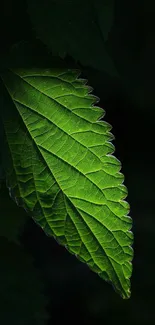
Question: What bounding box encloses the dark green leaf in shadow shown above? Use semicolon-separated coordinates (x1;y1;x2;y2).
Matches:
0;237;49;324
27;0;118;77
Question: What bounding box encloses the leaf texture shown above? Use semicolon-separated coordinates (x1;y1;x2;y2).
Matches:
1;68;133;298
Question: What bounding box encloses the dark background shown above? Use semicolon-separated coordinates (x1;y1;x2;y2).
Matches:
0;0;155;324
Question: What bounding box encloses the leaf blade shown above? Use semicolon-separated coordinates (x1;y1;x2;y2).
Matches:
1;68;133;298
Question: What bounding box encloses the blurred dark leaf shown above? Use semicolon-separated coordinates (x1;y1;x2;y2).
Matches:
95;0;114;42
0;183;29;243
27;0;119;77
0;237;49;324
107;0;155;109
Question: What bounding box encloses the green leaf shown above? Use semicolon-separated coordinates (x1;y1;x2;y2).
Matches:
27;0;118;77
1;68;133;298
